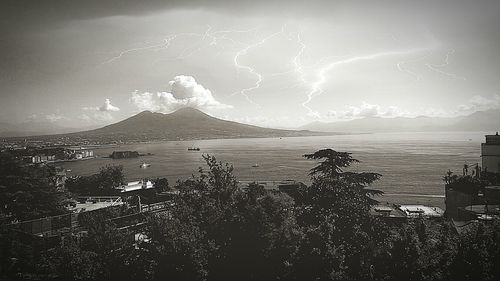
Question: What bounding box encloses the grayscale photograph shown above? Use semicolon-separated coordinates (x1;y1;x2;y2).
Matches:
1;0;499;280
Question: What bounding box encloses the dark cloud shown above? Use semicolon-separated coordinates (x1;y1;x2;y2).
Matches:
2;0;499;34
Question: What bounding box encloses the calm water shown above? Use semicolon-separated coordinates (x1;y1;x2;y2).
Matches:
61;132;486;208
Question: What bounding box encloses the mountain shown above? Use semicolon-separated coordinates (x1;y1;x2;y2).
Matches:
452;109;500;131
64;107;328;141
300;109;500;133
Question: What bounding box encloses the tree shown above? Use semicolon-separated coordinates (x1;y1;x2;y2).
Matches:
96;165;125;192
448;221;500;281
0;152;68;221
371;219;459;281
141;155;301;281
303;149;382;197
152;177;169;192
292;149;385;280
41;237;101;281
66;165;124;195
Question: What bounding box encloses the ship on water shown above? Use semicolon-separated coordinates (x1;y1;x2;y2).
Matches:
139;162;151;168
187;146;200;151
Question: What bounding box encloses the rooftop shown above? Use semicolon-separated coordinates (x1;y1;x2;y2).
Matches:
68;196;123;213
370;204;407;218
462;204;500;215
484;133;500;144
398;205;444;218
116;180;154;193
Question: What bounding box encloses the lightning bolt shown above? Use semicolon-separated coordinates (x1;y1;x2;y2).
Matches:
231;25;287;107
102;24;320;108
101;39;174;65
397;60;422;81
101;24;438;117
103;26;258;65
102;32;202;66
293;32;307;85
396;51;433;82
425;49;466;81
302;49;424;117
176;26;217;60
276;31;312;92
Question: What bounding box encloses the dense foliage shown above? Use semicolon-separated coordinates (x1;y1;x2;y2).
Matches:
141;155;301;281
152;177;169;192
0;150;499;281
0;153;68;221
291;149;384;280
66;165;125;195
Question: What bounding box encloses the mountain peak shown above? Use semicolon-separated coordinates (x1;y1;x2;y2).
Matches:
172;107;202;113
73;106;329;140
137;110;154;115
170;107;210;118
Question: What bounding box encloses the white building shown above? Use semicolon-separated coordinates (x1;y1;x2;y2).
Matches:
398;205;444;218
482;132;500;173
116;180;154;193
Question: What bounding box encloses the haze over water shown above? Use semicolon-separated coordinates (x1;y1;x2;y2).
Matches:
62;132;485;208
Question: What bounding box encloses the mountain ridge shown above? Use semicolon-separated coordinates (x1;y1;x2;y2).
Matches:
63;107;329;141
0;121;90;137
300;109;500;133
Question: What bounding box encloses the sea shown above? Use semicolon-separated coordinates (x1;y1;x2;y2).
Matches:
60;131;487;208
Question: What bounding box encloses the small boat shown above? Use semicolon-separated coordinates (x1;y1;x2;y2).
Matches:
139;162;151;168
187;147;200;151
252;164;260;168
66;169;72;172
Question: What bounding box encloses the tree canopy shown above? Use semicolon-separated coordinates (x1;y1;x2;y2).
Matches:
1;150;499;281
0;152;68;221
66;165;124;195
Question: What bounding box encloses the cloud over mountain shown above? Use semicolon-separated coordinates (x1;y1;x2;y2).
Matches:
130;75;232;113
99;99;120;112
327;102;408;120
457;94;500;114
83;99;120;112
80;98;120;124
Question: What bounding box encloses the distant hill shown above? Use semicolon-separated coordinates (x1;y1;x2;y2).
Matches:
300;109;500;133
64;107;328;141
0;121;79;137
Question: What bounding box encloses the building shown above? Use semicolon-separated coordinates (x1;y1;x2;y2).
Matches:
68;196;124;213
81;150;94;158
456;204;500;221
481;132;500;173
30;154;56;163
445;133;500;221
371;204;443;221
70;149;94;160
116;180;154;193
110;151;139;159
398;205;444;218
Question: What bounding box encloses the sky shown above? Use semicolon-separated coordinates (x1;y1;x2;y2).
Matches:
1;0;500;129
